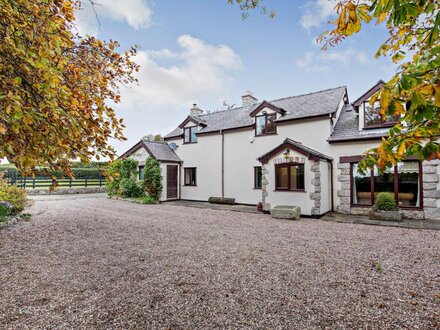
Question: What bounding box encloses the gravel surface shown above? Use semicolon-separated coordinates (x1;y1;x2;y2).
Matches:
1;195;439;329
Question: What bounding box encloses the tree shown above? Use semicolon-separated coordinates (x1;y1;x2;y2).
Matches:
0;0;139;178
228;0;440;171
143;134;164;142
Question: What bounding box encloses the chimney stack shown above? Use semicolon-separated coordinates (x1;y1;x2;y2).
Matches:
242;91;258;107
190;103;203;117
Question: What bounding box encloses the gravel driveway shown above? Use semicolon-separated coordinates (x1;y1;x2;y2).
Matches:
0;194;439;329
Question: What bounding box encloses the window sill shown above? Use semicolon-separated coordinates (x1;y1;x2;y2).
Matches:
363;124;396;130
183;142;198;144
351;204;424;211
255;132;277;137
253;187;262;190
184;185;197;187
274;189;306;193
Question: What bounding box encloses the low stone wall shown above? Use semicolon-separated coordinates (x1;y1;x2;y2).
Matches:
27;187;107;195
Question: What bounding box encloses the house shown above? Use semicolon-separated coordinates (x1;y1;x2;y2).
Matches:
121;81;440;220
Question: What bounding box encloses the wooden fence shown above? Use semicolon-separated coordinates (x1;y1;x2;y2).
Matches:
4;172;105;189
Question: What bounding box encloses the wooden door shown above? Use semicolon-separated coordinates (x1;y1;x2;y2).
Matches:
167;165;178;199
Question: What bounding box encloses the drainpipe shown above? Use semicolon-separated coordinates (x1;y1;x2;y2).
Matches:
221;130;225;198
330;160;334;212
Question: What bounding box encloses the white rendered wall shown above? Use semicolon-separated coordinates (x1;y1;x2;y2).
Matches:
167;131;222;201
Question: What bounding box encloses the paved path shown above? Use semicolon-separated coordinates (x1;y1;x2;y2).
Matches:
1;195;439;329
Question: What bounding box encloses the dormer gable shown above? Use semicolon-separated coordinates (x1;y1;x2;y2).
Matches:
249;101;287;118
352;80;399;130
178;115;207;129
353;80;385;111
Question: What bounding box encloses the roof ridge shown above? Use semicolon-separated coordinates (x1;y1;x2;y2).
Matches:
142;139;166;144
269;85;346;103
197;105;246;117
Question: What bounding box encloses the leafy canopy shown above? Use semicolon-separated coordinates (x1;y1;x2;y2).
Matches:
0;0;139;177
228;0;440;170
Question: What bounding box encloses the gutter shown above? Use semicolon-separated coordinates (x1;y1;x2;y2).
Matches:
221;130;225;198
330;160;334;212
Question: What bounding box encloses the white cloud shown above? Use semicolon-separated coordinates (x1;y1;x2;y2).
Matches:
108;35;241;154
300;0;337;29
295;48;369;72
121;34;242;107
75;0;153;35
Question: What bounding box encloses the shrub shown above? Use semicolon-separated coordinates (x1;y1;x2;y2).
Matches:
144;157;162;201
105;160;123;196
120;158;138;179
0;203;11;217
374;192;397;211
0;173;28;214
137;195;157;204
119;178;144;198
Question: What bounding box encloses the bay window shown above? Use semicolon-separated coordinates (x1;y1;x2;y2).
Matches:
351;161;421;208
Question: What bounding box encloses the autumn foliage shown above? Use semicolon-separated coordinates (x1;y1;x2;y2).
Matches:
0;0;139;177
319;0;440;170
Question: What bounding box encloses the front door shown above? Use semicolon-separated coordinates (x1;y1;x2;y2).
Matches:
167;165;178;199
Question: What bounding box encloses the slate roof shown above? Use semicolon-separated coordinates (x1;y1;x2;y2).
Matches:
165;86;347;139
120;140;182;163
328;104;388;142
143;140;182;162
258;138;333;163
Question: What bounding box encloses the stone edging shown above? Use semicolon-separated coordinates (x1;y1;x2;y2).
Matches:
27;187;107;195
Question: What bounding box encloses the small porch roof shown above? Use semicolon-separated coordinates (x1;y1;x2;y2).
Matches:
258;138;333;164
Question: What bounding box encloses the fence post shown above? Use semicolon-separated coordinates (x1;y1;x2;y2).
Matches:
85;177;88;188
32;177;35;189
99;176;103;187
69;176;72;188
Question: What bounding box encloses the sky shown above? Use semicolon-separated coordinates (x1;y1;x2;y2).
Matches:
75;0;396;155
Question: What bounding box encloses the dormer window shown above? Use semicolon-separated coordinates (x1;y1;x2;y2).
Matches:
364;100;399;129
184;126;198;144
255;113;276;136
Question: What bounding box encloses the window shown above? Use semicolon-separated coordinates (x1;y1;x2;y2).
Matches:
351;161;421;208
184;126;198;143
255;114;277;136
138;165;145;180
364;101;399;128
254;166;262;189
275;163;305;191
184;168;197;186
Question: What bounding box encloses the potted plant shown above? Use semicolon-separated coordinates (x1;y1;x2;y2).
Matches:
368;192;401;221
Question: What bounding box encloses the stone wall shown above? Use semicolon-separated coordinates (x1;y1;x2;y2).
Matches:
27;187;107;195
336;160;440;220
423;159;440;220
310;160;321;216
261;163;270;211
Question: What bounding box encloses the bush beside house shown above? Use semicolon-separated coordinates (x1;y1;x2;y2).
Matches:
106;158;162;204
144;158;162;201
